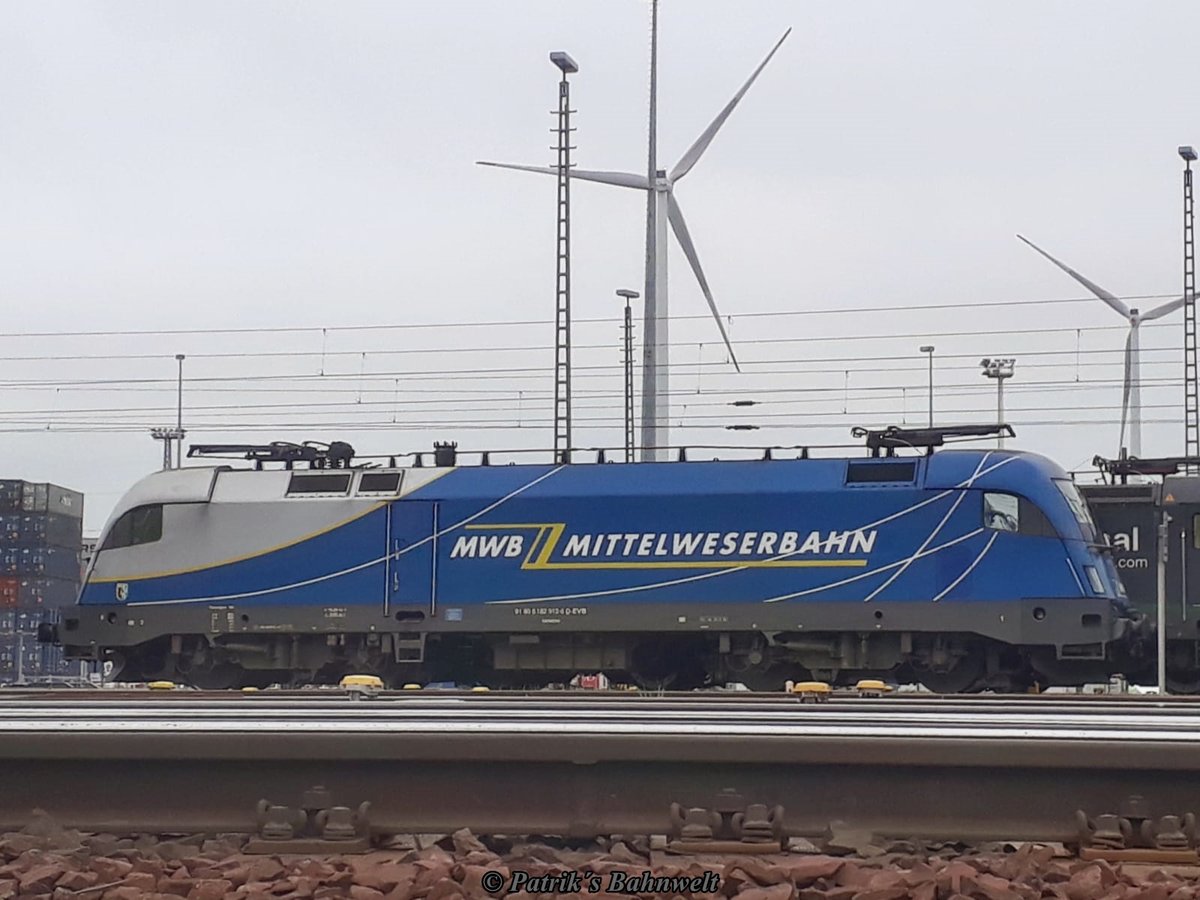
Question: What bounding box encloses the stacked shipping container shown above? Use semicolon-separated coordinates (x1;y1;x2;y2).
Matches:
0;480;84;682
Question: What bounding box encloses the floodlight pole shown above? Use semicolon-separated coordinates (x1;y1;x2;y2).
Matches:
641;0;662;462
551;51;578;465
1181;145;1198;465
919;346;935;427
175;353;186;468
980;358;1016;448
151;427;184;471
616;289;640;462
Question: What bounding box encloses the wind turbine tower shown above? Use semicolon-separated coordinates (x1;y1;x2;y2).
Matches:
480;5;790;460
1017;235;1185;458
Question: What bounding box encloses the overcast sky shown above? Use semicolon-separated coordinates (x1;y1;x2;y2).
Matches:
2;1;1199;531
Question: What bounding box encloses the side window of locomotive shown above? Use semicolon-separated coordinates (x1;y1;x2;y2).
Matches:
983;493;1019;532
358;472;401;494
100;504;163;551
1017;499;1057;537
286;473;352;495
982;493;1057;537
1193;514;1200;550
845;461;917;484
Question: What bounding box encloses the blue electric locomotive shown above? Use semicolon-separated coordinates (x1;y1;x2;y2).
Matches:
50;426;1132;690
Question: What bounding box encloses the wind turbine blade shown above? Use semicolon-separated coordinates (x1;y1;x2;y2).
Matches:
668;28;792;183
1118;328;1132;455
667;194;740;372
1139;296;1187;321
1016;234;1131;318
477;162;648;189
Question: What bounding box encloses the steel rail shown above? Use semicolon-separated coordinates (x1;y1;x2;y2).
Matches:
5;694;1200;730
8;706;1200;733
1;694;1199;843
1;689;1195;711
4;688;1194;704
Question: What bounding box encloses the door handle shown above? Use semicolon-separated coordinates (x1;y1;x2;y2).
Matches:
1183;529;1189;621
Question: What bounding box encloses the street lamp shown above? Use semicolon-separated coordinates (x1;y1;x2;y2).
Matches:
550;51;578;75
616;289;640;462
919;346;935;427
980;358;1016;448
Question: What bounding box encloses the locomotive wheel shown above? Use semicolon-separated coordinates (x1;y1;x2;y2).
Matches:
911;655;985;694
182;662;242;691
1167;671;1200;694
241;670;287;689
735;664;812;693
630;636;708;690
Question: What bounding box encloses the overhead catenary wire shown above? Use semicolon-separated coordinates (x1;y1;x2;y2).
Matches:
0;320;1180;364
0;291;1183;340
0;344;1185;393
0;294;1189;480
0;375;1186;421
0;417;1188;435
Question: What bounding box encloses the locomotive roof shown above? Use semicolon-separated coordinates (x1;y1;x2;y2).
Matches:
97;447;1070;540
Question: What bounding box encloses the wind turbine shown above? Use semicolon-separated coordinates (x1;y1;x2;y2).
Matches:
1017;234;1185;457
479;8;791;460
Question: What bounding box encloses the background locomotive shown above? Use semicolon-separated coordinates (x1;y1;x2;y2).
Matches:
45;426;1133;691
1082;454;1200;692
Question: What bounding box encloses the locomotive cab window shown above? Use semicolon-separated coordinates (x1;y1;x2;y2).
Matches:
100;504;163;551
983;493;1058;537
983;493;1019;532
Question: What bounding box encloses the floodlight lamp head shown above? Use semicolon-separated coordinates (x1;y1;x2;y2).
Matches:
550;52;578;74
1180;145;1198;163
981;358;1015;379
616;289;640;300
920;345;935;354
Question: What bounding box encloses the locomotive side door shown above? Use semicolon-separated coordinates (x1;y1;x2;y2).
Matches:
385;500;439;617
1165;496;1200;638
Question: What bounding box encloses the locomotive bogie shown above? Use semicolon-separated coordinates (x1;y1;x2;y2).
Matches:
60;592;1123;690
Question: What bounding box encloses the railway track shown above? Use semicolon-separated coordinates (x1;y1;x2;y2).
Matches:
1;689;1198;850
